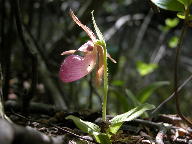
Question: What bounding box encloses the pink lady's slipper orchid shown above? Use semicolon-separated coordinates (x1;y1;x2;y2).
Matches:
59;10;116;85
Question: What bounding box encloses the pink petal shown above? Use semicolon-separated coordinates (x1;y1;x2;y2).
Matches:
61;50;76;55
78;41;94;52
59;52;97;82
60;41;94;56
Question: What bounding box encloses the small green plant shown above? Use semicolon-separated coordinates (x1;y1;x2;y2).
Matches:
151;0;192;127
136;61;158;76
59;10;155;143
66;103;154;144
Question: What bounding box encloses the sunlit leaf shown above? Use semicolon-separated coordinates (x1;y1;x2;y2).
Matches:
177;12;192;20
66;115;100;135
165;18;179;28
177;12;185;19
94;133;111;144
137;81;169;103
168;36;179;48
108;104;155;134
136;61;158;76
108;122;123;134
150;0;184;11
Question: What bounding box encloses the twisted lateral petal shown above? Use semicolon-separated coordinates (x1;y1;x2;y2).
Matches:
95;45;104;86
59;52;97;82
70;9;96;42
60;41;94;56
61;50;76;55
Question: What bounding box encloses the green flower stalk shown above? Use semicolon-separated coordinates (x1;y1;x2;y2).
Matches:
91;11;110;121
102;44;108;121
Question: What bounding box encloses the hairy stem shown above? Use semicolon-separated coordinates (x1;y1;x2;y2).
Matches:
174;10;192;127
102;44;108;121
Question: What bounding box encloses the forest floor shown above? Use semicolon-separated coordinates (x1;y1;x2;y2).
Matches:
1;101;192;144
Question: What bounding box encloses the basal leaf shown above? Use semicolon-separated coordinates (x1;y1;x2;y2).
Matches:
66;115;100;135
110;104;155;124
151;0;184;11
94;133;111;144
108;104;155;134
66;116;112;144
137;81;169;103
108;122;123;134
109;107;136;125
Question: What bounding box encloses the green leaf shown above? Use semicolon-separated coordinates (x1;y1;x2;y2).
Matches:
109;104;155;124
177;11;185;19
151;0;184;11
137;81;169;103
168;36;179;48
91;11;105;45
177;12;192;20
108;104;155;134
94;133;111;144
165;18;179;28
66;116;112;144
136;61;158;76
108;122;123;134
66;115;100;135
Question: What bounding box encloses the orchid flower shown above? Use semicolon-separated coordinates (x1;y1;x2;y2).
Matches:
59;10;116;85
